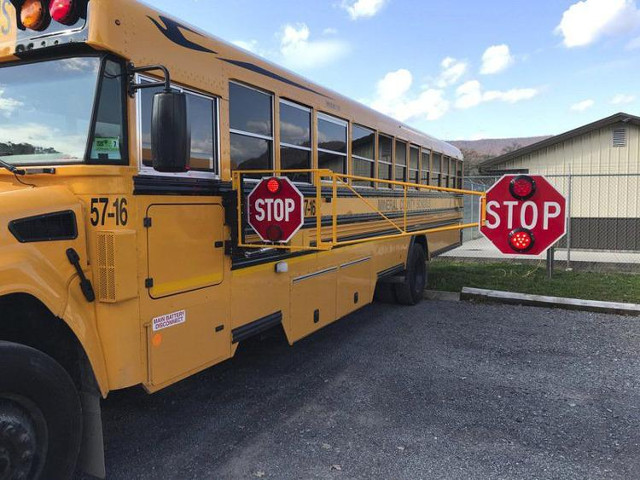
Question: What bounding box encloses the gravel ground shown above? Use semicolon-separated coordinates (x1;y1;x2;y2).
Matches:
78;300;640;480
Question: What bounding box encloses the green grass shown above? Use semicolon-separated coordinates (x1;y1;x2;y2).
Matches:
428;260;640;304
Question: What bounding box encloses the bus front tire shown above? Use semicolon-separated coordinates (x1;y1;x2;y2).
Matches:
0;341;83;480
395;244;427;306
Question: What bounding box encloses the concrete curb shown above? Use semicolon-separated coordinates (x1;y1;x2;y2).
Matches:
424;290;460;301
460;287;640;316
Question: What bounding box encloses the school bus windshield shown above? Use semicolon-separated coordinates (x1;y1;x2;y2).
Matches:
0;55;125;167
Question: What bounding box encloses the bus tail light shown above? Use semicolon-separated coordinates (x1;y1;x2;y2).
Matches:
50;0;78;25
509;175;536;201
20;0;49;31
509;228;535;253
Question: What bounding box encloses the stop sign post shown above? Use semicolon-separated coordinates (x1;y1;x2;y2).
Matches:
480;175;566;256
247;176;305;243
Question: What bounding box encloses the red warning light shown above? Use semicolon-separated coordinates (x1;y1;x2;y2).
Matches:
266;178;281;194
509;228;535;253
509;175;536;201
266;224;283;242
50;0;77;25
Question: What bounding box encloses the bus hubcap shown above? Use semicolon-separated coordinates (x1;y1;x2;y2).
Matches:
0;399;43;480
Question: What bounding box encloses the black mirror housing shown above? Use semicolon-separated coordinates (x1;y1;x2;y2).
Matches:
151;91;190;173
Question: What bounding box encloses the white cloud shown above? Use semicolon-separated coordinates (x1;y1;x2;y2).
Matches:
341;0;387;20
436;57;468;87
323;27;338;35
556;0;640;48
455;80;539;109
480;44;514;75
0;89;22;116
279;23;349;70
611;93;636;104
570;99;595;111
369;69;449;122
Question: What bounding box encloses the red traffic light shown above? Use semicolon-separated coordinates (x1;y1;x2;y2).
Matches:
266;177;282;194
509;175;536;201
509;228;535;253
50;0;78;25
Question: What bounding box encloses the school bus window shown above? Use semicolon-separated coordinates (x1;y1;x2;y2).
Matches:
377;134;392;188
230;82;273;174
420;149;430;185
409;145;420;183
432;152;442;186
89;59;126;163
317;112;347;175
280;100;311;183
139;79;217;173
352;124;375;186
0;56;101;166
395;140;407;183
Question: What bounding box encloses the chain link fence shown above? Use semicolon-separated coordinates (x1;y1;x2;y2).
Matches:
451;168;640;269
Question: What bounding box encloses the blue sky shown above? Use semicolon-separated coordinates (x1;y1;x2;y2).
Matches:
149;0;640;141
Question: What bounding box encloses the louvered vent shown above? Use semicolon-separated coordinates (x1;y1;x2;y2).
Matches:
613;127;627;148
97;232;117;303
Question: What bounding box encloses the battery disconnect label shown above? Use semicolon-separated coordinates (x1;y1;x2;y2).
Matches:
152;310;186;331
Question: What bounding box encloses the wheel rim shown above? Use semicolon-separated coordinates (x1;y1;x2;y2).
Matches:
0;396;48;480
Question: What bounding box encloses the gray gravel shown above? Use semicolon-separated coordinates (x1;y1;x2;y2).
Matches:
78;301;640;479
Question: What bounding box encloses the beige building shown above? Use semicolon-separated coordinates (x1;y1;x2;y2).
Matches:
480;112;640;250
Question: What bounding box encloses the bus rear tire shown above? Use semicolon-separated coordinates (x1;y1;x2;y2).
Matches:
0;341;82;480
395;244;427;306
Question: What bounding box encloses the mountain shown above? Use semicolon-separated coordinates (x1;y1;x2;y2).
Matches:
448;136;552;176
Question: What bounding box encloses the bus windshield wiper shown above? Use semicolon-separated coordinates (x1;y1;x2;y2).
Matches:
0;158;26;176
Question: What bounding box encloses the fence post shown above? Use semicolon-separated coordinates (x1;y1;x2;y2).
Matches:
566;165;572;270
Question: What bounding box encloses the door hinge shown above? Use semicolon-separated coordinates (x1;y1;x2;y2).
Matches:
143;217;152;228
145;278;154;289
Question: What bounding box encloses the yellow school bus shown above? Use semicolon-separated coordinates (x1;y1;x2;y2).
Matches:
0;0;482;478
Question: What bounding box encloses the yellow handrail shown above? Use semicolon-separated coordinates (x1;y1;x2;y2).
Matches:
231;169;486;252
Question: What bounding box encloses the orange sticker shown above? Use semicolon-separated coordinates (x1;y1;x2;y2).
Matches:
152;333;163;347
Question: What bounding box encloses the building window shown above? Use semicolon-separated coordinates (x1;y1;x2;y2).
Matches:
139;76;218;174
317;112;347;175
420;149;430;186
395;140;407;183
280;99;311;183
230;82;273;176
378;134;393;188
408;146;419;187
352;124;375;187
613;127;627;148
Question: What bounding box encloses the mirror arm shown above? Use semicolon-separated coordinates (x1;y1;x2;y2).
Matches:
127;63;172;97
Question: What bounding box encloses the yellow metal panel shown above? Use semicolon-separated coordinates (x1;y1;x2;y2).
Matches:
289;267;337;343
96;230;138;303
337;257;373;318
147;204;224;298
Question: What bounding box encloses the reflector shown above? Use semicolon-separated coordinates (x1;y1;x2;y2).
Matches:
20;0;48;31
267;178;281;194
509;175;536;201
50;0;77;25
509;228;535;253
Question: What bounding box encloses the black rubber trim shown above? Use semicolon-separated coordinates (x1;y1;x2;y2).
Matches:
377;264;405;279
232;311;282;344
133;176;232;196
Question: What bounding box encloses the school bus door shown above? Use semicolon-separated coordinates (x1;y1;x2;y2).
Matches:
140;202;230;389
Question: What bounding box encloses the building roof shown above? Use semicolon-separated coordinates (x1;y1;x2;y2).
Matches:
480;112;640;171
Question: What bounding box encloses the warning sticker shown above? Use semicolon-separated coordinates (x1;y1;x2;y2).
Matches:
152;310;186;331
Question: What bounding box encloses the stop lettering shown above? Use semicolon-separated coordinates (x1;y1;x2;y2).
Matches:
480;175;567;256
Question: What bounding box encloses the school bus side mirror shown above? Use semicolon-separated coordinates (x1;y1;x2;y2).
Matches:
151;91;190;173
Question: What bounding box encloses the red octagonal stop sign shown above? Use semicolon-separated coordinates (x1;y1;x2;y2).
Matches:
480;175;566;255
247;176;305;243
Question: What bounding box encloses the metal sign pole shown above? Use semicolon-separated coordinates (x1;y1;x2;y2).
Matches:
547;246;555;280
566;165;572;270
